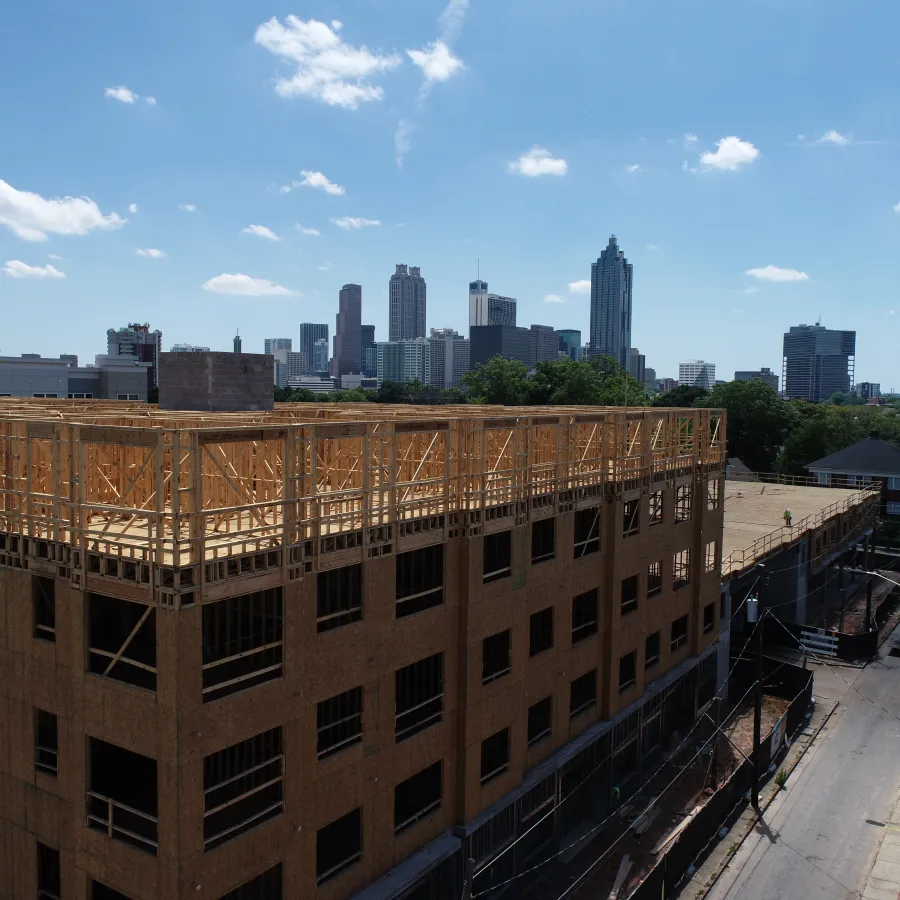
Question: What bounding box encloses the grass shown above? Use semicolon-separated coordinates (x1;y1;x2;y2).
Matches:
774;769;788;789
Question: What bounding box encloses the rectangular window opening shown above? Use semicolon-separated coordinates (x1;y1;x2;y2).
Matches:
649;490;663;527
531;517;556;565
569;670;597;719
395;653;444;742
34;708;58;776
394;760;443;835
87;593;156;692
705;540;719;574
396;545;444;617
574;508;600;558
37;842;61;900
483;531;512;584
527;696;553;747
671;614;689;652
482;630;511;685
675;485;692;523
317;564;362;633
619;650;637;692
621;574;638;616
645;632;661;670
91;880;134;900
317;687;363;760
317;808;362;885
202;587;283;702
529;607;554;657
647;560;662;598
707;479;721;510
203;727;284;852
221;863;283;900
623;498;640;537
673;549;691;590
33;575;56;642
87;737;158;854
703;602;716;634
572;588;598;643
480;728;510;785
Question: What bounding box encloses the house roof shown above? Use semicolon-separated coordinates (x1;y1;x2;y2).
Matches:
726;457;758;481
805;437;900;476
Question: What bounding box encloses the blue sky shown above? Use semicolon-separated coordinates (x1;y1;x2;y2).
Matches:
1;0;899;387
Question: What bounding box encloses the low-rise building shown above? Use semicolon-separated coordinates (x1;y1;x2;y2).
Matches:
734;367;778;392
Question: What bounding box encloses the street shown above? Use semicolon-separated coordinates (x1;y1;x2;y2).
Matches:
704;640;900;900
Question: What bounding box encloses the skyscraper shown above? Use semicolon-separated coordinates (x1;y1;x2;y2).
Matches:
427;328;470;390
679;360;716;390
361;325;376;377
389;265;426;341
589;236;633;368
782;324;856;401
312;338;329;374
629;348;646;384
299;324;328;371
264;338;292;356
333;284;362;376
557;329;582;360
107;323;163;387
468;280;517;327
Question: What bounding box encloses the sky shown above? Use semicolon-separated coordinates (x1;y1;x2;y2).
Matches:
1;0;899;388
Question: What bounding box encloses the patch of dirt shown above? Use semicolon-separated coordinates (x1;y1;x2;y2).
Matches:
825;571;897;634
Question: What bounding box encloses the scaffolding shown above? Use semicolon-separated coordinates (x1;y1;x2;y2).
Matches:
0;399;725;577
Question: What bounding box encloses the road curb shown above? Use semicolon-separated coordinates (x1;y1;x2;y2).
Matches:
691;699;840;899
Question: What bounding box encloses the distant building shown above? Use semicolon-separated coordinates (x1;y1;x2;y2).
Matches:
734;367;779;392
107;323;162;388
806;438;900;517
0;354;150;400
644;366;657;384
264;338;292;355
361;325;376;376
629;348;646;384
531;325;562;365
427;328;470;390
589;235;632;368
468;280;517;328
299;323;328;369
557;329;582;361
286;375;335;394
312;338;330;374
782;323;856;401
170;343;211;353
377;339;429;386
659;377;678;393
679;360;716;390
339;374;378;391
390;265;426;341
364;346;377;380
857;382;881;400
333;284;362;376
469;325;532;369
278;352;308;387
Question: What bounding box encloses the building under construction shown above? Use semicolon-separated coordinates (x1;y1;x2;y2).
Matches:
0;399;728;900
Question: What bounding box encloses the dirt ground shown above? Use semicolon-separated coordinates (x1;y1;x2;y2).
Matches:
825;572;897;634
723;695;789;759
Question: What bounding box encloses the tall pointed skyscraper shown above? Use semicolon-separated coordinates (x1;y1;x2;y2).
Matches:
389;265;426;341
589;235;632;368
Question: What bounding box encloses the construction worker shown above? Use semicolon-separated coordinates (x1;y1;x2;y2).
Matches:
783;509;792;527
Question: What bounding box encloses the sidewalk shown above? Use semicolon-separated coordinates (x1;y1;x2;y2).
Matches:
861;792;900;900
678;694;838;898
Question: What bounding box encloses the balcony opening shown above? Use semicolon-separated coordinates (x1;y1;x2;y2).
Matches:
569;670;597;719
675;485;692;523
34;708;58;776
529;607;554;657
618;650;637;692
37;843;61;900
483;530;512;584
203;727;284;851
202;587;283;702
645;631;661;670
705;540;719;574
572;588;598;643
707;479;720;510
87;593;156;692
671;614;689;652
620;575;638;616
703;602;716;634
647;560;662;598
91;881;134;900
396;544;444;618
573;508;600;558
395;652;444;742
480;728;510;785
87;737;158;854
527;696;553;747
317;686;363;760
394;760;443;834
673;550;691;590
317;564;362;633
649;490;663;527
482;630;511;685
317;807;362;885
623;499;640;537
531;518;555;565
33;575;56;642
221;863;283;900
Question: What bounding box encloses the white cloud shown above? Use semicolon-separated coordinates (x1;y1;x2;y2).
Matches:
395;119;414;168
135;248;166;258
145;96;156;106
745;265;809;282
202;273;295;296
742;285;760;295
543;294;564;303
105;86;137;104
407;41;464;84
254;16;402;109
684;133;698;145
242;224;281;242
3;260;65;279
508;146;568;177
295;224;320;236
179;203;197;212
438;0;469;43
568;279;591;294
128;202;138;214
699;136;759;171
318;262;334;271
645;243;659;251
626;164;641;173
0;179;125;241
47;253;63;260
893;201;900;213
332;216;380;230
818;129;849;146
281;170;345;196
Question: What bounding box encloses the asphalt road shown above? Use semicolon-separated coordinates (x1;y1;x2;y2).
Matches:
706;643;900;900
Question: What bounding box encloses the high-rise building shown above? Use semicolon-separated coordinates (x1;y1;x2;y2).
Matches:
333;284;362;376
312;338;330;374
629;348;646;385
679;360;716;390
299;324;329;370
389;265;427;341
469;325;532;369
557;329;582;361
107;323;162;387
645;366;657;385
857;382;881;400
361;325;376;377
589;235;633;368
782;324;856;401
468;280;517;328
376;339;429;385
531;325;562;365
264;338;292;356
734;368;779;392
426;328;470;390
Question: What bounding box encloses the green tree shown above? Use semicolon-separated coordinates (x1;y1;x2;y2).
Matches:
695;380;794;472
653;385;709;407
372;380;406;403
147;386;159;403
462;357;530;405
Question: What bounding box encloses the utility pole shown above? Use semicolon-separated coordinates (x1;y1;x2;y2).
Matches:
751;565;767;812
